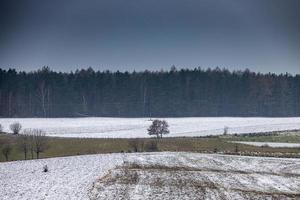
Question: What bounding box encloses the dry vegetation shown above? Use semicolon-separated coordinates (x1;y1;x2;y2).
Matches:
89;159;300;200
1;131;300;162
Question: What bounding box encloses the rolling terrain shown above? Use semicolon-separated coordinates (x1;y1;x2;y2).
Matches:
1;152;300;200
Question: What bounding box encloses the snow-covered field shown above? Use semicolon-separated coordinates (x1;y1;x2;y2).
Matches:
1;152;300;200
1;117;300;138
232;141;300;148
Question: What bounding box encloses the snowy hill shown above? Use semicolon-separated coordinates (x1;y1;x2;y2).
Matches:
1;152;300;199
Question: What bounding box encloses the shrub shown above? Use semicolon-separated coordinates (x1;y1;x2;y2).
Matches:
128;139;140;152
2;144;12;161
128;138;145;152
10;122;22;135
145;140;159;152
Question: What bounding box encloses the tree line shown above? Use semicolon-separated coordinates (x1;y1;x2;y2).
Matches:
1;66;300;117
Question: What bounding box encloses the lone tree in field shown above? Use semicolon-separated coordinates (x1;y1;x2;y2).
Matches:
147;119;169;138
10;122;22;135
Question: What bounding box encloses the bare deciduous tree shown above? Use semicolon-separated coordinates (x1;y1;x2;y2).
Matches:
10;122;22;135
17;131;30;160
32;129;48;159
29;134;35;159
147;119;170;138
18;129;49;159
2;144;12;161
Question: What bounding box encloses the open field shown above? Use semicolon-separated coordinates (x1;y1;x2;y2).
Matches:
231;141;300;148
1;117;300;138
1;152;300;200
228;131;300;143
1;132;300;162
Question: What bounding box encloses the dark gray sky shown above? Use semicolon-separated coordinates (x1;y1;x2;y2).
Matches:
0;0;300;74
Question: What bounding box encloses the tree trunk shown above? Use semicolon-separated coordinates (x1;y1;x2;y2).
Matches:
82;95;87;113
47;87;50;116
36;152;39;159
8;91;12;117
31;149;34;159
143;86;147;116
29;93;32;116
38;81;47;117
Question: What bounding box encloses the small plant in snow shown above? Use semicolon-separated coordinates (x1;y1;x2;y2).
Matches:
43;165;48;172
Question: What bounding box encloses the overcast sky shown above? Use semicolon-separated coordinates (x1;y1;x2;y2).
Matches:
0;0;299;74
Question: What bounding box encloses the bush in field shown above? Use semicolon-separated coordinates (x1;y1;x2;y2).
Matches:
2;144;12;161
128;138;145;152
128;139;140;152
145;140;159;152
147;119;169;139
223;126;229;135
10;122;22;135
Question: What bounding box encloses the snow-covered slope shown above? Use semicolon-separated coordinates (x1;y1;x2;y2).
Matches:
1;117;300;138
1;152;300;200
0;154;124;200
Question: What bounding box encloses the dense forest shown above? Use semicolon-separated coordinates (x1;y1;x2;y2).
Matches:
0;67;300;117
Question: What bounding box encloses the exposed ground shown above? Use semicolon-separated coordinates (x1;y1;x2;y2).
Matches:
1;152;299;200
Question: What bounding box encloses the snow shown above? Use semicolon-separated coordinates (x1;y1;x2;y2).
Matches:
1;117;300;138
0;154;124;200
91;153;300;199
231;141;300;148
1;152;300;200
